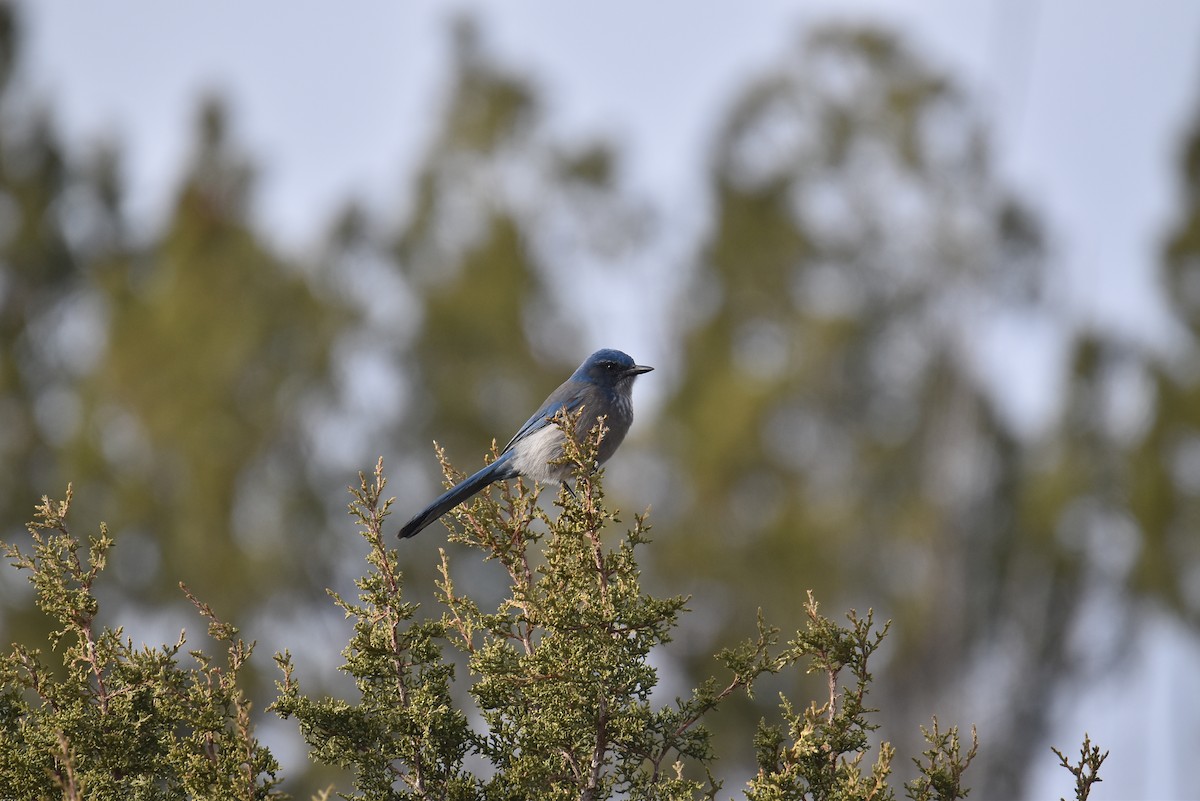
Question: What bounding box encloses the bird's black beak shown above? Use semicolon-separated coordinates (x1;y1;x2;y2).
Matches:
625;364;653;376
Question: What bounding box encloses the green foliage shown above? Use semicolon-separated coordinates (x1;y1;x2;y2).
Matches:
747;594;897;801
276;418;758;800
0;487;281;800
745;595;978;801
273;459;474;800
0;463;1111;799
437;412;728;800
271;417;985;801
903;720;977;801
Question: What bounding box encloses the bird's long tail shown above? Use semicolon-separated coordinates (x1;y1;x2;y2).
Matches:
398;453;517;539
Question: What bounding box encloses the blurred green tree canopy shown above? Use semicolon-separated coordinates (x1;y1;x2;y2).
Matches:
0;8;1196;799
69;99;344;612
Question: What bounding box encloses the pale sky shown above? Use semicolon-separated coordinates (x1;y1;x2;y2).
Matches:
19;2;1200;796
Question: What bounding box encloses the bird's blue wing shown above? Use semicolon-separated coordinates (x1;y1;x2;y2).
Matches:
501;383;587;454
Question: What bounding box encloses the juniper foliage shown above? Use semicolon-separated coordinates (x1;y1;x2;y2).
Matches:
0;488;281;800
0;422;1106;800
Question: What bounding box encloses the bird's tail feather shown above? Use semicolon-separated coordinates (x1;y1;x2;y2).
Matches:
398;454;516;539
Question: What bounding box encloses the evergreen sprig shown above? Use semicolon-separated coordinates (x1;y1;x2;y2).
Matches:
1;449;1108;799
746;592;896;801
272;459;474;800
0;486;281;800
1051;734;1108;801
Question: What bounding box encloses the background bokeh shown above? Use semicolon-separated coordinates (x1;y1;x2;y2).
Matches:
3;1;1200;798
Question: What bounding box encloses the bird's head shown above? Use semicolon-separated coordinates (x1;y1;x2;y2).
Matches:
574;349;653;388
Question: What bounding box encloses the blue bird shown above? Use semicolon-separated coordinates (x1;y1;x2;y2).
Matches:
398;349;653;539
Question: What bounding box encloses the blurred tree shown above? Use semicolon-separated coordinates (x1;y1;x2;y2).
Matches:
393;21;558;461
656;27;1067;797
0;5;100;638
1129;102;1200;623
973;71;1200;792
64;98;344;613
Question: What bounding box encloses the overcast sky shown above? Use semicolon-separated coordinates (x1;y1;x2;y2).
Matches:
18;2;1200;797
22;2;1200;338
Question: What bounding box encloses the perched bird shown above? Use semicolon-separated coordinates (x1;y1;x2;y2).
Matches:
399;349;653;539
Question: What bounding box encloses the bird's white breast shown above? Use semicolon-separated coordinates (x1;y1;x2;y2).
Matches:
510;424;570;483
